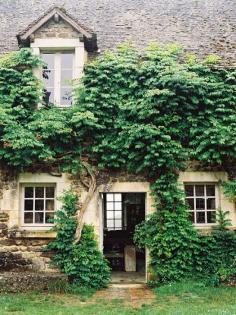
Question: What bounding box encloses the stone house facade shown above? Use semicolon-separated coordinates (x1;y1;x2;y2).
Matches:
0;2;235;281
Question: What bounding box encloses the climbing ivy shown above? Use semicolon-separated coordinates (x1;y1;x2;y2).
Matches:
0;44;235;286
46;191;111;289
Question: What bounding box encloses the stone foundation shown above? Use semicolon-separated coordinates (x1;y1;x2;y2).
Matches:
0;211;56;272
0;272;67;293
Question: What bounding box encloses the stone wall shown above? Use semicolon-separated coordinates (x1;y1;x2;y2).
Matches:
0;220;55;272
0;168;149;273
34;17;81;39
0;272;67;293
0;167;235;275
0;169;69;273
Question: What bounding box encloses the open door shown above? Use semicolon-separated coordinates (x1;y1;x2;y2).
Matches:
103;193;146;283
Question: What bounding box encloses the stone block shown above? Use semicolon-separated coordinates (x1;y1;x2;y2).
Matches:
124;245;136;272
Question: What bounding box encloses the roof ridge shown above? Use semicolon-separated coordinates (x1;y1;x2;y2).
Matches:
17;5;95;37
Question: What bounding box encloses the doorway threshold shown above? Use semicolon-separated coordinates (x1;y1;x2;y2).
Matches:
111;271;146;284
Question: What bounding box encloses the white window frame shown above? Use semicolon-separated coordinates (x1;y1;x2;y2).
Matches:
21;183;56;228
41;51;75;106
184;183;219;226
31;38;86;107
104;193;123;231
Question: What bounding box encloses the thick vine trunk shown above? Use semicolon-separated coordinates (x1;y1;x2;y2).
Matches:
74;162;96;244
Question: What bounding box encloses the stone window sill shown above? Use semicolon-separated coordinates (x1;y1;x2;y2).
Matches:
8;229;56;239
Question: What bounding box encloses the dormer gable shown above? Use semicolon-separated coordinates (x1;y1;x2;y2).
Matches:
17;6;97;52
16;6;98;107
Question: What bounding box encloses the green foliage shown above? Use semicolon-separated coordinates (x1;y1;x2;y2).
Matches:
47;191;111;289
134;202;200;284
135;208;236;286
0;44;235;286
222;180;236;202
195;210;236;286
1;45;235;172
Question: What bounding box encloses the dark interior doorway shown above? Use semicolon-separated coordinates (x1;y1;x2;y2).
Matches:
103;193;146;279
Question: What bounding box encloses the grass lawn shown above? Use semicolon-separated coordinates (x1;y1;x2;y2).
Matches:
0;281;235;315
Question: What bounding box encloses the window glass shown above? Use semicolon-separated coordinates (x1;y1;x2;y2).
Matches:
25;187;33;198
23;186;55;225
46;187;55;198
196;198;205;210
35;212;44;224
35;187;44;198
42;54;55;68
114;211;122;219
42;53;55;105
206;185;215;196
114;194;122;202
41;52;74;107
105;193;123;231
196;212;205;224
61;53;73;68
24;213;33;224
195;185;204;196
207;198;215;209
46;200;54;211
60;87;73;106
185;184;217;224
35;200;44;211
185;185;194;197
24;200;33;211
45;212;54;223
207;211;216;223
106;194;114;202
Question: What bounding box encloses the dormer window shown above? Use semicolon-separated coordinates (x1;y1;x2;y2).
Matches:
42;51;74;107
17;6;98;108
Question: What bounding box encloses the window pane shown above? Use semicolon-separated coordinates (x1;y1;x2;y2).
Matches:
106;194;114;202
186;198;194;210
61;53;73;68
207;211;216;223
206;185;215;196
42;54;55;69
46;187;55;198
24;212;33;224
46;200;54;211
196;198;205;210
196;212;205;224
207;198;216;210
114;194;122;202
35;187;44;198
25;187;33;198
195;185;204;196
114;202;122;211
61;70;73;85
107;202;114;210
106;211;114;219
107;220;114;229
42;69;55;87
114;211;122;219
35;200;44;211
24;200;33;211
60;88;73;106
115;219;122;228
35;212;44;224
185;185;194;197
45;212;54;223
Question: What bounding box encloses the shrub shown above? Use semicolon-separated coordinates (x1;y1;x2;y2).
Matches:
47;191;111;289
134;203;200;284
195;210;236;286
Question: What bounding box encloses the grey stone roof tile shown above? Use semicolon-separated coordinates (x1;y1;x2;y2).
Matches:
0;0;235;64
